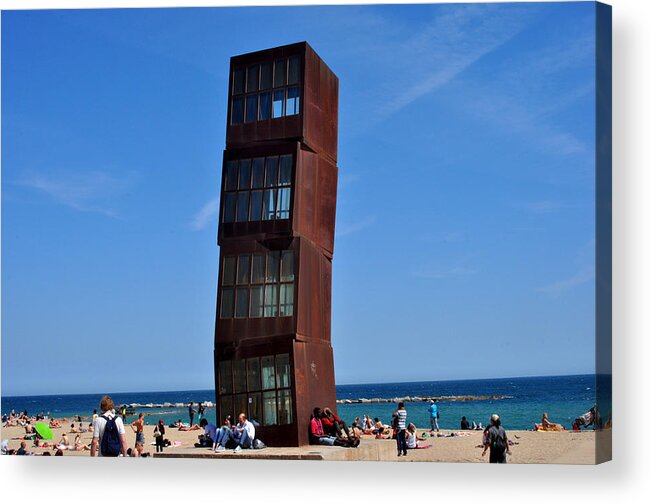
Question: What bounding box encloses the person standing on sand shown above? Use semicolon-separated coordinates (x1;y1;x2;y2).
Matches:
188;402;196;426
428;400;440;432
131;413;145;448
197;402;205;423
482;414;511;463
90;395;127;457
393;402;408;457
154;419;166;453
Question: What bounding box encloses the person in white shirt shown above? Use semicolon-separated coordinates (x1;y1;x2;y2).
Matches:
90;395;127;457
214;413;255;452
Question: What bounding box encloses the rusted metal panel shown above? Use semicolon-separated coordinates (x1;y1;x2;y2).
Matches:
215;42;339;447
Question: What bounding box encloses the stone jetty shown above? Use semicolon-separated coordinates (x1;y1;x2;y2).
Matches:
335;395;512;404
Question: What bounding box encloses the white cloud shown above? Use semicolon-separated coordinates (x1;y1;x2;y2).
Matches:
190;197;220;231
335;215;376;238
537;267;594;295
18;170;131;218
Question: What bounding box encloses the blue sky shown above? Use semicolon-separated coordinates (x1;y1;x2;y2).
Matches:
1;3;597;396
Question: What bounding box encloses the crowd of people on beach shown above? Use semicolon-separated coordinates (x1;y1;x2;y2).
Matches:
2;396;609;461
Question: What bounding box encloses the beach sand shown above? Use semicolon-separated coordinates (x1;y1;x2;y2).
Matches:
1;420;602;464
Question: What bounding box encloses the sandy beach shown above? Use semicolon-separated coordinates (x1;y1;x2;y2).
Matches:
1;419;603;464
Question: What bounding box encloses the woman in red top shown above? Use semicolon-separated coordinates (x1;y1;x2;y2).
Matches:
321;407;354;441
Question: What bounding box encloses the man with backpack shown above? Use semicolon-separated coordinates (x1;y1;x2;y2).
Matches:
90;395;127;457
482;413;511;463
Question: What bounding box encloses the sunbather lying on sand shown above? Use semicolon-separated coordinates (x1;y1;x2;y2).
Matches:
533;413;566;431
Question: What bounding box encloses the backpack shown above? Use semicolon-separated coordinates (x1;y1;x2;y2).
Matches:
491;427;507;454
100;415;122;457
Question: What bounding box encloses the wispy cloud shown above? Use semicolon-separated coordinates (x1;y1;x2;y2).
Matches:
190;197;220;231
336;216;376;238
537;267;594;295
538;240;595;294
411;266;477;280
371;4;536;121
17;170;132;218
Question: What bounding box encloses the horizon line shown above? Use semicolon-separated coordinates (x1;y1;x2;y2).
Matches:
1;372;600;399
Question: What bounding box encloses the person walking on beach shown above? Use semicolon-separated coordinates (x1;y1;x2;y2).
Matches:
90;395;127;457
482;414;511;463
197;402;205;423
393;402;408;457
188;402;197;426
428;400;440;432
131;413;145;448
154;419;166;453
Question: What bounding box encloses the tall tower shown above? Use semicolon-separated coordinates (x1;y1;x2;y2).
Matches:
214;42;339;447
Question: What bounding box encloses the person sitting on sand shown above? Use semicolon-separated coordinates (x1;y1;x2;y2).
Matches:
70;423;79;433
533;412;566;432
406;423;432;450
214;413;256;452
308;408;359;448
195;418;218;448
16;441;30;455
57;432;71;450
350;421;363;439
321;407;354;441
460;416;471;430
49;418;62;429
24;422;37;440
73;434;90;451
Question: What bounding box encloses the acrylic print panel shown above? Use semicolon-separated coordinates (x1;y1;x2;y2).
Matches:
1;1;611;463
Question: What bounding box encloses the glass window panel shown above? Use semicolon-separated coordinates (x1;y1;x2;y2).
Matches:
265;156;278;187
234;394;248;421
279;155;292;186
252;158;265;188
279;284;294;317
237;255;250;285
272;89;285;118
262;189;276;221
261;356;276;390
220;288;234;318
260;62;272;90
278;389;293;425
231;96;244;125
235;287;249;318
233;68;245;95
259;92;271;121
276;353;291;388
246;64;259;92
219;395;233;425
274;59;286;87
236;192;249;222
251;255;265;284
233;360;247;394
246;358;261;391
222;256;236;286
250;286;263;318
286;86;300;116
266;252;280;282
245;95;257;123
281;251;294;282
238;159;251;190
276;187;291;219
218;360;232;395
264;284;278;317
223;193;236;223
248;392;262;424
225;160;238;191
249;190;262;222
288;56;300;84
262;391;277;426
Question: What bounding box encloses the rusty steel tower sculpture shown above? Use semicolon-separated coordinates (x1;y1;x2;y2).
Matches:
214;42;339;446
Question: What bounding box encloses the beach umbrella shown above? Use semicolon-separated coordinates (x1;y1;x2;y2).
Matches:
34;423;53;440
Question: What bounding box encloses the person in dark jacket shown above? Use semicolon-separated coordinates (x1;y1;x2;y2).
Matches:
154;419;166;453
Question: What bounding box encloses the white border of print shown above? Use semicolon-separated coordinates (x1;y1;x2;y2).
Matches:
1;0;649;503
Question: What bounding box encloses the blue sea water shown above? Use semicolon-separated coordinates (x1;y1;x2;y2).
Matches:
1;374;603;431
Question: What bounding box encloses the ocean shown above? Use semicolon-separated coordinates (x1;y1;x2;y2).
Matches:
1;374;605;431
